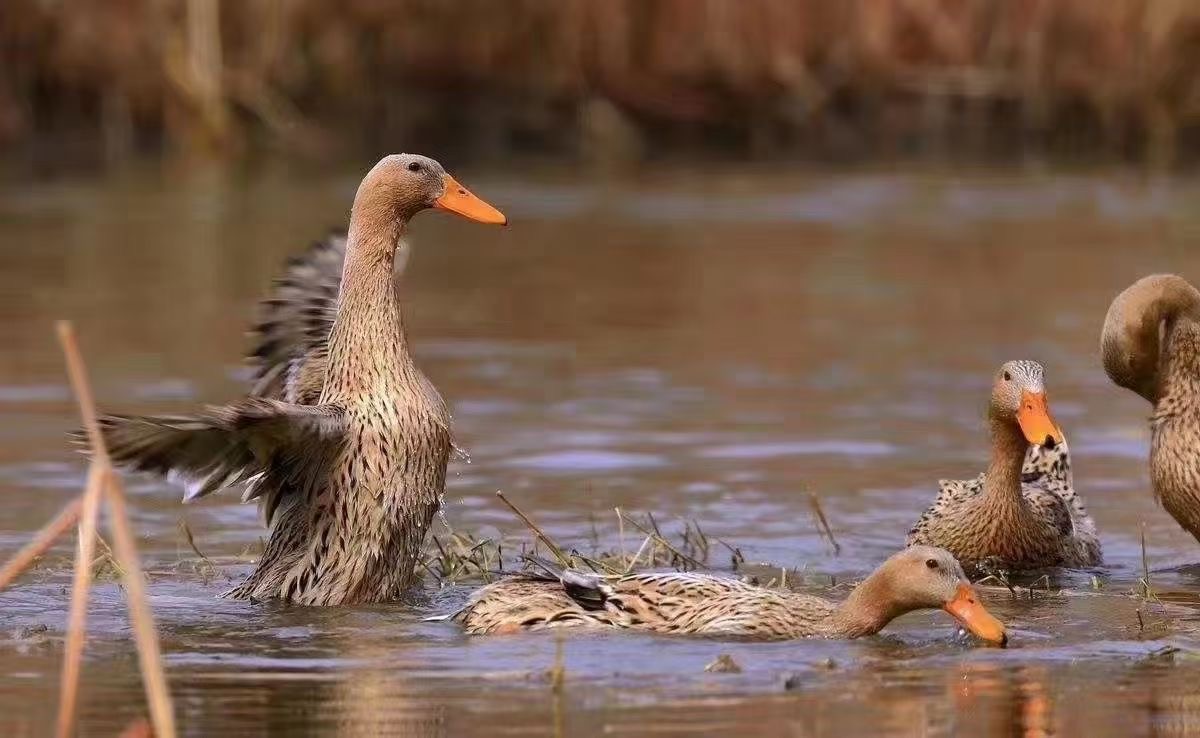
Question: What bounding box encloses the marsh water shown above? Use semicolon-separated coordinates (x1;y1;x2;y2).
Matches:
3;164;1200;736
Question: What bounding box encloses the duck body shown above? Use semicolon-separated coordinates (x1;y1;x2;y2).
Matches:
452;547;1008;645
458;570;839;639
229;228;452;603
1104;275;1200;542
906;361;1101;571
94;154;506;605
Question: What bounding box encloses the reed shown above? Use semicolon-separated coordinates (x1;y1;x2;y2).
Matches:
55;462;105;738
0;323;177;737
807;491;840;556
4;1;1200;164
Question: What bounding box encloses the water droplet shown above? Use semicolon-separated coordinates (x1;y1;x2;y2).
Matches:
452;442;472;464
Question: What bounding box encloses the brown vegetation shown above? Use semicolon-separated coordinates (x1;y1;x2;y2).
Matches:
0;324;176;738
4;0;1200;166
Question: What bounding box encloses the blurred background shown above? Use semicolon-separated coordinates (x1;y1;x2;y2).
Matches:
6;2;1200;736
4;0;1200;171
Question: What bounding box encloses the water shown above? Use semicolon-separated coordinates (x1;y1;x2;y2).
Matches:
3;164;1200;735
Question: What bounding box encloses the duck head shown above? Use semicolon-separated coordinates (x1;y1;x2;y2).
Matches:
989;360;1063;449
874;546;1008;646
351;153;507;233
1101;274;1200;405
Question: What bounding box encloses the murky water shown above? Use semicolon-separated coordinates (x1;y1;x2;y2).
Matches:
4;164;1200;736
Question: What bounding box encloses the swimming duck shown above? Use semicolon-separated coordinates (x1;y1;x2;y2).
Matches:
906;360;1101;570
92;154;506;605
1102;274;1200;541
449;546;1008;645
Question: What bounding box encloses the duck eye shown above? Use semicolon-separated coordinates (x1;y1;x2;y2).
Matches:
1002;371;1012;382
926;558;939;569
407;161;422;173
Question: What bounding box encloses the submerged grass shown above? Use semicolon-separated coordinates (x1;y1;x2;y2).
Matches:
420;493;742;588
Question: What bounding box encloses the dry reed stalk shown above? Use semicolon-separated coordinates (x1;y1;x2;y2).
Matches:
495;491;571;567
0;497;82;591
623;534;655;574
615;510;705;570
103;470;176;738
54;461;107;738
615;507;627;563
55;322;177;738
807;491;841;555
1139;521;1158;604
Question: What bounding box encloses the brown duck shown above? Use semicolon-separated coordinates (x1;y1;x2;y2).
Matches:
92;154;506;605
449;546;1008;645
1102;274;1200;541
906;360;1101;570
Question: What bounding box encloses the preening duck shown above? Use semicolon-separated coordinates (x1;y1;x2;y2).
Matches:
1102;274;1200;542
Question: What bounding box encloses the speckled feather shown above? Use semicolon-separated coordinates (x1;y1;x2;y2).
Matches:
905;360;1101;570
908;440;1100;569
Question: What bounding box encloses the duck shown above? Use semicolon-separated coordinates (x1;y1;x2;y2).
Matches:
90;154;507;605
906;360;1101;571
1102;274;1200;541
446;546;1007;645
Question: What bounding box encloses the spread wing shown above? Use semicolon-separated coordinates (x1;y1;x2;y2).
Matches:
247;232;410;402
247;232;346;400
91;398;346;524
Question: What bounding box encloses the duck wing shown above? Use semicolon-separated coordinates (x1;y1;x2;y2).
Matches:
247;233;409;403
247;233;345;400
90;398;346;524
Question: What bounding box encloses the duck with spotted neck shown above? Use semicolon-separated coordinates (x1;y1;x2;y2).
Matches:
90;154;507;605
1102;274;1200;542
907;360;1101;571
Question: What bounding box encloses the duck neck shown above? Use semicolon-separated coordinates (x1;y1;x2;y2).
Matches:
1158;317;1200;412
979;415;1031;519
828;570;900;637
323;208;413;399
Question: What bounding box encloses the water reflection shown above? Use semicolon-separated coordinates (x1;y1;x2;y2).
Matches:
2;168;1200;735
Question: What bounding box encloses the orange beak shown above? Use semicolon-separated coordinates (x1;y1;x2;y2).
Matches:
434;174;507;225
1016;390;1064;447
944;583;1008;647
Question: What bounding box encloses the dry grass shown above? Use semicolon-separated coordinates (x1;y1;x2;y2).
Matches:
0;323;177;738
421;492;752;590
4;1;1200;164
